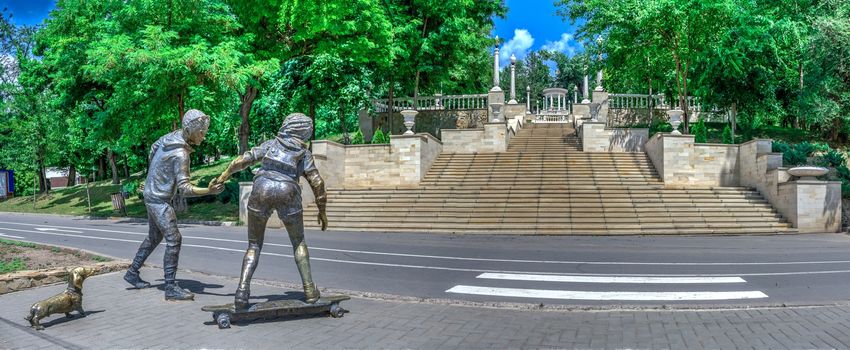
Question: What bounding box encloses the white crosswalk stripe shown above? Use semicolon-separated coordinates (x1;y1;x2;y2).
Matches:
476;273;746;284
447;272;768;301
446;285;768;301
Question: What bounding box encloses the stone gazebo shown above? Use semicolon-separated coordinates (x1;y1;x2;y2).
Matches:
535;88;571;123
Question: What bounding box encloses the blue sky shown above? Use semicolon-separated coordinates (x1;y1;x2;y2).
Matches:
1;0;54;26
494;0;582;67
1;0;579;67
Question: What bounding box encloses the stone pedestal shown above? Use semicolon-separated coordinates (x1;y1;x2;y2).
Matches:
488;87;505;122
503;103;527;121
573;103;590;120
775;180;842;233
591;89;609;123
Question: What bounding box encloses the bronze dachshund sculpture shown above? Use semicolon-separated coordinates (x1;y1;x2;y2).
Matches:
25;266;97;330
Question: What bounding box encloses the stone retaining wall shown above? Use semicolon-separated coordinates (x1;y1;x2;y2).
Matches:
0;261;128;295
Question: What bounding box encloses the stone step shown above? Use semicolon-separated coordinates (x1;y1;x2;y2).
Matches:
316;201;776;209
327;188;759;194
303;222;792;233
303;218;791;228
323;192;764;199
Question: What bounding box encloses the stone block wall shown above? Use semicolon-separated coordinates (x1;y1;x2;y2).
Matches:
441;117;520;154
483;123;508;153
344;144;401;187
581;122;648;152
644;134;738;187
692;144;739;186
441;129;486;153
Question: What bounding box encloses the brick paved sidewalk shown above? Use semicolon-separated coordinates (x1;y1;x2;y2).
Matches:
2;269;850;349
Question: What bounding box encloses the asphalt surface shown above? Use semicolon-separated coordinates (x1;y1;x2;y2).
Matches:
3;212;850;309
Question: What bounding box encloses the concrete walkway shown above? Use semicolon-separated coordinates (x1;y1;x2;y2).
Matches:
2;268;850;349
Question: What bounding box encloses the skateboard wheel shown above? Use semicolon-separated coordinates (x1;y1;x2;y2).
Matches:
329;303;344;318
216;313;231;329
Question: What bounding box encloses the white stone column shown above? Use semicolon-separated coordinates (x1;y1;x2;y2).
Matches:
509;54;517;104
582;74;590;103
526;86;531;111
595;69;603;91
493;39;500;88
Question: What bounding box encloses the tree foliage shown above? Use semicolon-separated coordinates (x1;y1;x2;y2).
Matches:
557;0;850;142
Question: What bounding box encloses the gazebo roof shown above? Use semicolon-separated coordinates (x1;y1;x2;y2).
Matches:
542;88;569;95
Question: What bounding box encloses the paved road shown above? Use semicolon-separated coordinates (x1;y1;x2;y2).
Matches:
2;212;850;309
5;270;850;350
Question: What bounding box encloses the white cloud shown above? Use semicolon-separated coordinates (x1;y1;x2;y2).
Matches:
541;33;577;56
499;29;534;67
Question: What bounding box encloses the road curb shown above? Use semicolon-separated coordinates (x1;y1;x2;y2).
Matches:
0;211;238;227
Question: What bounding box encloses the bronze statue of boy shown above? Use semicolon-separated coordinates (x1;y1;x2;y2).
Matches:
215;113;328;309
124;109;224;301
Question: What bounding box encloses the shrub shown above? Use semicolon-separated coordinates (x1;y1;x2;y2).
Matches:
351;130;364;145
122;179;142;199
773;141;812;167
721;125;734;144
691;119;708;143
795;141;816;158
819;149;846;168
648;118;672;136
216;180;240;204
371;129;389;144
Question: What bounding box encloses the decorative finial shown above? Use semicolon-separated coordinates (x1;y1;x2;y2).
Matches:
510;54;517;65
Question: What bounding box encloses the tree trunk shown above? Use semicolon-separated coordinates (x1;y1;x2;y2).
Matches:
123;154;130;179
85;175;92;213
67;164;76;187
340;103;350;145
237;85;259;154
308;100;316;152
97;155;106;181
37;162;47;193
414;70;420;101
108;149;119;185
796;61;803;129
681;61;691;135
309;100;316;140
831;118;841;142
731;102;737;141
387;80;394;135
173;93;185;131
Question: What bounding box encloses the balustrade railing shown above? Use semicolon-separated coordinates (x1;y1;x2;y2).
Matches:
608;94;703;112
373;94;488;113
608;93;729;126
534;114;571;123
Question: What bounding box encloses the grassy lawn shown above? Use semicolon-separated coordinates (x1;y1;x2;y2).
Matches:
0;157;240;222
0;238;111;274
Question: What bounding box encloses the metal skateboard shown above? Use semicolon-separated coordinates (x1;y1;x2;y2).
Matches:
202;295;350;329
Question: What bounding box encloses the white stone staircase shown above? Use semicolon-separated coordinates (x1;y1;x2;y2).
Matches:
304;124;794;234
